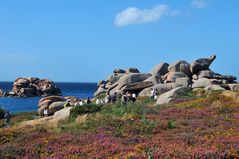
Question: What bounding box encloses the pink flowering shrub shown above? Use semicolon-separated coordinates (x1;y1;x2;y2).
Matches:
0;91;239;158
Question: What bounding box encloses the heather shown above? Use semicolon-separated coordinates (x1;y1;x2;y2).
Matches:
0;91;239;158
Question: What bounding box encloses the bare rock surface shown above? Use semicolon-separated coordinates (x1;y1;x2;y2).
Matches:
156;87;189;105
94;54;238;98
5;77;61;97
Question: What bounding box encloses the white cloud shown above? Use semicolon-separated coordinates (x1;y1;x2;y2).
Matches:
191;0;207;9
115;5;170;27
170;10;181;16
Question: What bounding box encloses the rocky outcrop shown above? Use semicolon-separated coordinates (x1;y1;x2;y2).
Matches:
138;83;182;97
121;81;154;93
156;87;189;105
113;69;126;74
228;84;239;91
168;60;191;77
126;68;140;74
193;70;237;83
194;70;221;79
37;95;80;117
5;77;61;97
192;78;213;88
0;89;3;97
204;85;226;91
144;74;163;85
19;107;73;128
150;63;169;76
163;72;188;83
48;102;66;115
38;96;66;116
95;54;238;99
107;74;124;84
109;73;152;94
190;55;216;74
94;87;107;97
175;77;192;88
53;107;73;121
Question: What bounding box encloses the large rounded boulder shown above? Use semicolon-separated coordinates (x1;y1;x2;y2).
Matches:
192;78;213;88
121;81;154;94
190;55;216;74
156;87;190;105
168;60;191;77
138;83;182;97
113;69;126;74
48;102;66;115
144;74;163;85
0;89;3;97
109;73;151;94
150;63;169;76
39;96;66;105
163;72;188;83
126;68;140;74
107;74;124;84
38;96;66;116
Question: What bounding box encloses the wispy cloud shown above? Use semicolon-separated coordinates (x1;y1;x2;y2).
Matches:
115;5;170;27
191;0;207;9
170;10;181;16
0;53;38;64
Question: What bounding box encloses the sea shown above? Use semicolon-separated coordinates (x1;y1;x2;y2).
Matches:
0;82;97;113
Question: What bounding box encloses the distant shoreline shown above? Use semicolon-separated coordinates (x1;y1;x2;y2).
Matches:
0;81;98;84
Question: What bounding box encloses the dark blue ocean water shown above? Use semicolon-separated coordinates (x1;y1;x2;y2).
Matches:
0;82;97;113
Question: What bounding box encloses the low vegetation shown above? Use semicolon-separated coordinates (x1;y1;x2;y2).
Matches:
0;106;5;119
0;91;239;158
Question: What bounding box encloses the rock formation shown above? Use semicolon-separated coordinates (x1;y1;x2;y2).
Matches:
156;87;190;105
37;95;80;116
150;63;169;76
190;55;216;74
4;77;62;97
38;96;66;116
94;55;238;104
0;89;3;97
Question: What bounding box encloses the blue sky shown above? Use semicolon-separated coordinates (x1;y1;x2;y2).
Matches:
0;0;238;82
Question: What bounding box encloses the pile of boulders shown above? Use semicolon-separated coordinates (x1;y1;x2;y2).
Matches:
94;55;238;102
0;89;3;97
3;77;62;97
38;95;79;116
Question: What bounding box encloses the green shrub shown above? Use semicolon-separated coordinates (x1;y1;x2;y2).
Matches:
177;90;197;99
70;104;101;119
139;118;157;135
101;101;145;117
0;107;6;119
168;119;176;129
217;106;233;115
137;97;155;104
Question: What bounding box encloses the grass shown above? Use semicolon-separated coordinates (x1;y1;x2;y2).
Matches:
57;100;158;134
11;112;39;124
70;103;101;118
0;111;38;128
